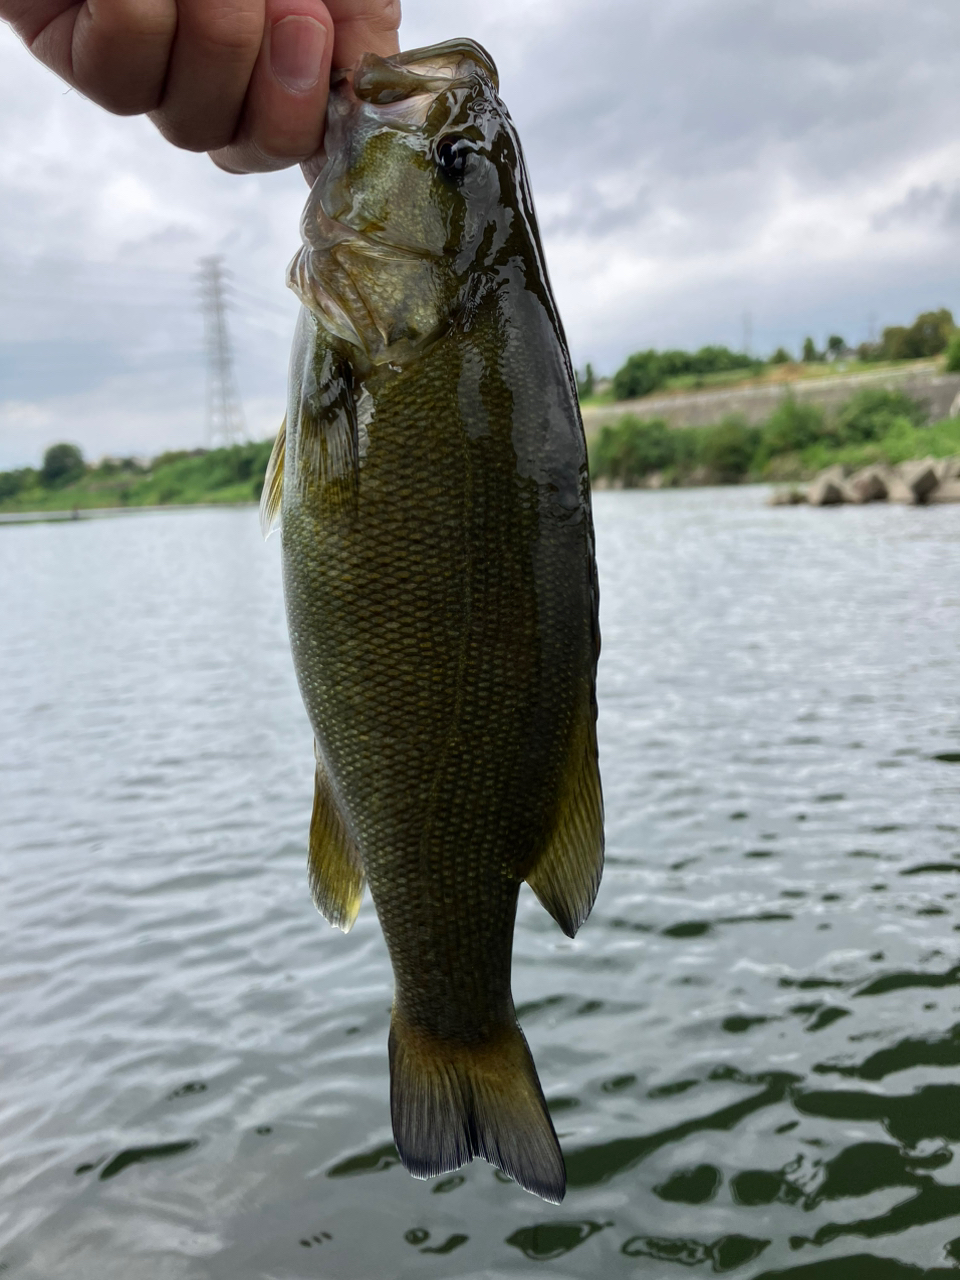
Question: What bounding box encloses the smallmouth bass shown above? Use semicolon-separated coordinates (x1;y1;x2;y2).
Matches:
261;38;603;1203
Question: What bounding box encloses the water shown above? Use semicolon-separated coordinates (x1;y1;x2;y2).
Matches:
1;489;959;1280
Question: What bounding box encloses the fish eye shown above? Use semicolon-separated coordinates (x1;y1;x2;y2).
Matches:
435;135;472;181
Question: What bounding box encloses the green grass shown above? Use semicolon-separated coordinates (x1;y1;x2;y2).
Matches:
790;416;960;477
0;439;276;514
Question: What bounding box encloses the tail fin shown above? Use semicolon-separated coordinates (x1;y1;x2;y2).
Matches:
388;1013;565;1203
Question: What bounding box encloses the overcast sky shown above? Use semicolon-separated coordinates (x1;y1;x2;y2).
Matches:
2;0;959;468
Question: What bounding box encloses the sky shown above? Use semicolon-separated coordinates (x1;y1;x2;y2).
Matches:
1;0;959;468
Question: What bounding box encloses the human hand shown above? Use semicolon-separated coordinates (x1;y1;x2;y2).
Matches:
1;0;400;173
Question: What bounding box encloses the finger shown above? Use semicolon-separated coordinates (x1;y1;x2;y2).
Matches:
296;0;400;183
209;0;334;173
149;0;266;152
20;0;178;116
326;0;399;69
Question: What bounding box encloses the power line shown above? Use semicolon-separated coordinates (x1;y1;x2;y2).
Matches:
198;256;246;448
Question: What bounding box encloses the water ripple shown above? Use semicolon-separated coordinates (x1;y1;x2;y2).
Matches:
1;495;960;1276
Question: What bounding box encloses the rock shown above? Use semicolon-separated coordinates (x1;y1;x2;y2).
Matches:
880;466;913;503
845;465;888;503
807;465;848;506
768;487;807;506
930;479;960;504
934;456;960;481
892;458;939;504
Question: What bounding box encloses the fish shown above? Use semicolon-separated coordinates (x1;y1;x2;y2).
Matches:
260;37;603;1203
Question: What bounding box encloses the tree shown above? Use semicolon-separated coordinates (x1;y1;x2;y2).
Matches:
769;347;792;365
802;337;823;363
612;350;663;400
41;443;85;488
576;362;595;399
882;309;954;360
826;335;847;360
946;331;960;373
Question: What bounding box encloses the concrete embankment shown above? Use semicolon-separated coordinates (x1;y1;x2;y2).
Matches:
581;365;960;436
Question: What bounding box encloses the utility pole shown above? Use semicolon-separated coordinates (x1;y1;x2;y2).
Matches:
198;256;245;447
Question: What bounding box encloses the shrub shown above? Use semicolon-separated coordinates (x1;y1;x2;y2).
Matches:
946;331;960;373
41;442;85;488
761;397;825;455
769;347;792;365
0;468;35;501
697;417;759;481
589;417;676;483
830;388;926;444
611;344;755;400
689;345;755;375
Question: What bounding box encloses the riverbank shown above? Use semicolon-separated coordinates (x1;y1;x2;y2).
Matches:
589;386;960;490
0;439;273;516
4;380;960;515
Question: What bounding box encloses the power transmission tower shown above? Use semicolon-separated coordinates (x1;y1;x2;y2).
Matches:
198;256;246;447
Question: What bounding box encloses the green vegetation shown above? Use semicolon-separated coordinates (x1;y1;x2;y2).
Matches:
864;308;954;362
0;438;276;513
589;388;960;488
611;345;759;400
41;442;85;487
593;307;957;404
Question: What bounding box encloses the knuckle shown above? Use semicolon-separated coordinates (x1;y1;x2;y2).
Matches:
187;2;264;57
98;0;178;46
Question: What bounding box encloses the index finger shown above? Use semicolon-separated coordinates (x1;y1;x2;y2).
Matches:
298;0;399;182
325;0;399;69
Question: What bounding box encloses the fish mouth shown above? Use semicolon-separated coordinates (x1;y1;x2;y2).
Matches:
290;40;498;363
347;38;498;106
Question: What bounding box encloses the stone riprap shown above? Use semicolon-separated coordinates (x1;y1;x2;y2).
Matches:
771;457;960;507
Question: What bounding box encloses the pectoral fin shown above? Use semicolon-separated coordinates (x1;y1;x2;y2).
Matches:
525;705;604;938
308;749;365;933
259;419;285;539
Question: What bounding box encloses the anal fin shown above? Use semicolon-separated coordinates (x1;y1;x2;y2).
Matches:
525;702;604;938
308;748;365;932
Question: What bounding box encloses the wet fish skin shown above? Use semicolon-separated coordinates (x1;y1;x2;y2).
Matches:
262;39;603;1203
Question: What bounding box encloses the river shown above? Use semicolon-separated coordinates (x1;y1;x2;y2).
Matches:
1;489;959;1279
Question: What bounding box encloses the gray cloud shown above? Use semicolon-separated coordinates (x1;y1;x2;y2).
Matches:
1;0;959;467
